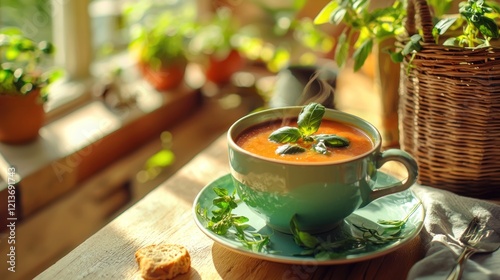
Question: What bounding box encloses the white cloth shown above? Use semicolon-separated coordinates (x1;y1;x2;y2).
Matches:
407;184;500;280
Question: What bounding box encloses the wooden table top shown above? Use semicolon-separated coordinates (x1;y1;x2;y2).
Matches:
35;134;426;280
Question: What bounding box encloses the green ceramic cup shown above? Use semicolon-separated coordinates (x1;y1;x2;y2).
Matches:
227;106;418;234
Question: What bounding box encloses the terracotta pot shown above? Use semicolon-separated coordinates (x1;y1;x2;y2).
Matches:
0;89;45;144
205;50;244;85
138;60;187;91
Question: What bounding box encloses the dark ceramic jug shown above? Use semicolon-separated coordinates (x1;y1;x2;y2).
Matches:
269;64;337;109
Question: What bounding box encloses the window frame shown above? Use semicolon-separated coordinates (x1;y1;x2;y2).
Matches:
43;0;94;118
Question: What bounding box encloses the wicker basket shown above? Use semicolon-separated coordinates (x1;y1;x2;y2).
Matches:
399;0;500;198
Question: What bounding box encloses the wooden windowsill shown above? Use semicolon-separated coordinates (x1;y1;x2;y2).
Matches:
0;80;201;222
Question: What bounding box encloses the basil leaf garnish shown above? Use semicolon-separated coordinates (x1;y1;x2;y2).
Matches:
312;141;329;155
275;144;306;155
268;126;302;143
267;103;350;156
297;103;325;137
313;134;350;147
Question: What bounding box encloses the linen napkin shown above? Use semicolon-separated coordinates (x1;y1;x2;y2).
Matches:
407;184;500;280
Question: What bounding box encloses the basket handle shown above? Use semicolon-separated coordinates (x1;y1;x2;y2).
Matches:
406;0;435;43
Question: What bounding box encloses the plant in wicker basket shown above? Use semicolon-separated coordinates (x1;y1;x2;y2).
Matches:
397;0;500;198
317;0;500;198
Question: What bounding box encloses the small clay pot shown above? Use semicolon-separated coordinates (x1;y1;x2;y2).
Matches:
0;89;45;144
138;59;187;91
205;50;245;85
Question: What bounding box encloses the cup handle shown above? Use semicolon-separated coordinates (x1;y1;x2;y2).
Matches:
367;149;419;203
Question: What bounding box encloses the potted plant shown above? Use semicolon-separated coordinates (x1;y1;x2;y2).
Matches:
0;27;61;144
187;7;245;85
127;5;196;91
314;0;457;70
315;0;500;197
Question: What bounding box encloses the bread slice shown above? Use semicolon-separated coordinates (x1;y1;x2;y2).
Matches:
135;244;191;280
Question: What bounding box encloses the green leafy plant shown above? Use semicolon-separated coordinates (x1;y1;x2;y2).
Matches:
196;187;271;252
186;7;247;84
291;202;421;259
315;0;500;70
125;3;196;70
0;27;62;101
188;7;237;59
314;0;407;71
437;0;500;48
391;0;500;64
268;103;350;155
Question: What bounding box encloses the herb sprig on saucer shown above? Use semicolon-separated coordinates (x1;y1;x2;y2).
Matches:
268;103;350;156
195;187;271;252
290;202;422;259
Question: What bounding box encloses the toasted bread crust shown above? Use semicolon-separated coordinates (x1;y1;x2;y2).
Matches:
135;244;191;280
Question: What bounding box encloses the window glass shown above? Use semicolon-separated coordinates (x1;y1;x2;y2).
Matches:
90;0;129;59
89;0;195;60
0;0;52;43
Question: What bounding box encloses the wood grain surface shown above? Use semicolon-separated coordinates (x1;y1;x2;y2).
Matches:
35;135;426;280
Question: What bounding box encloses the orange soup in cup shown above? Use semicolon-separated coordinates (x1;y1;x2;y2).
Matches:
236;119;373;163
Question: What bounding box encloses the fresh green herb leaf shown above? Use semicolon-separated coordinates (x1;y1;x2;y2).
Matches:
443;37;458;46
297;103;325;137
335;32;350;68
313;134;350;147
297;231;320;248
476;16;499;38
276;144;306;155
233;215;250;225
402;34;422;56
330;7;347;25
353;39;373;72
290;214;320;248
389;49;404;63
314;1;339;25
434;17;458;38
213;187;228;197
268;126;302;143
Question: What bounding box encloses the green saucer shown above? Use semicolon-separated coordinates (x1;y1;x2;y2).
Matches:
193;172;424;265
